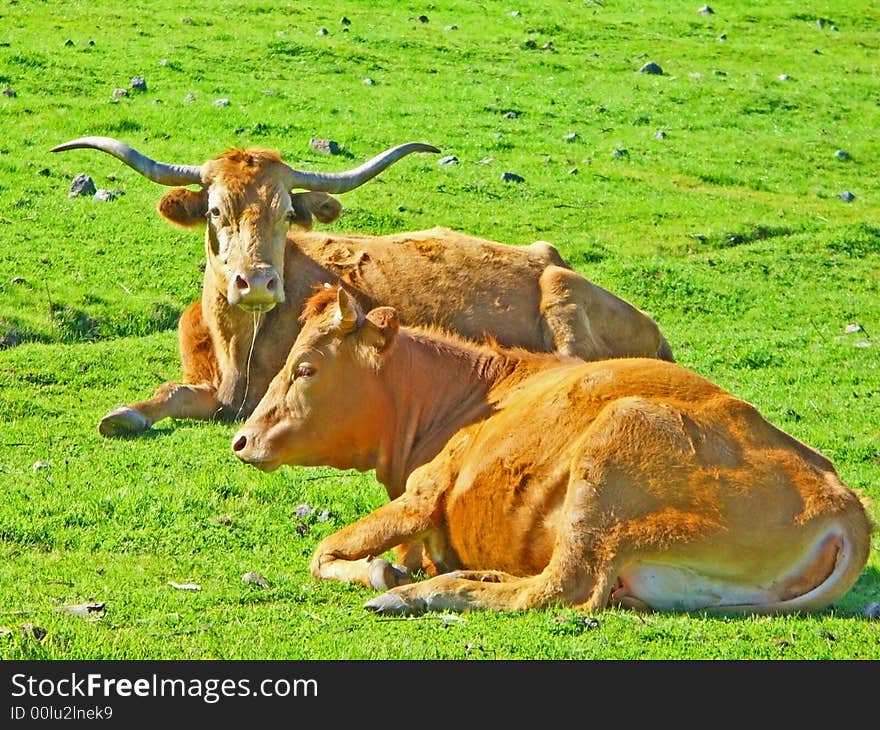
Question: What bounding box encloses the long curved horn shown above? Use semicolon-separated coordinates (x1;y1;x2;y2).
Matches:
51;136;203;186
285;142;440;193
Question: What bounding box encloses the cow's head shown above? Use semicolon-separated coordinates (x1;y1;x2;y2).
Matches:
231;285;399;471
52;136;439;313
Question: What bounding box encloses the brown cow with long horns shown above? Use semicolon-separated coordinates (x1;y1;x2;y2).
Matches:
52;136;674;442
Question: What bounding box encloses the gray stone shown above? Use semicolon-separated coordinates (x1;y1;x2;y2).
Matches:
68;173;96;198
242;571;269;588
309;138;340;155
638;62;663;75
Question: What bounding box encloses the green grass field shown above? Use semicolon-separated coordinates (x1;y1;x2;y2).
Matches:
0;0;878;659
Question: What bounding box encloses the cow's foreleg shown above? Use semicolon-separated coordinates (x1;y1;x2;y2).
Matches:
310;492;441;590
99;383;222;437
99;300;225;437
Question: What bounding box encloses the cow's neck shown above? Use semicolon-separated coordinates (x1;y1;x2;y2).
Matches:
375;331;530;498
202;270;265;413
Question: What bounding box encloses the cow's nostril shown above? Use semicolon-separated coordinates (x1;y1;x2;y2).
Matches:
266;277;276;291
232;434;248;452
235;275;249;291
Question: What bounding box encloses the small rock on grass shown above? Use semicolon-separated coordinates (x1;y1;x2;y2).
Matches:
61;601;106;618
309;138;340;155
168;581;201;591
20;623;47;641
68;174;96;198
638;61;663;75
242;572;269;588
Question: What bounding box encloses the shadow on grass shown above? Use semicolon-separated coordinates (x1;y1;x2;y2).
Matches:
103;419;235;441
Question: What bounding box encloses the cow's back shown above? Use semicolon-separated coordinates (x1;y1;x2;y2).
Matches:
292;227;565;351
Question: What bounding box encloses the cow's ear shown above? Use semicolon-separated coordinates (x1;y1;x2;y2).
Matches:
157;188;209;228
335;287;364;333
289;192;342;230
303;192;342;224
361;306;399;354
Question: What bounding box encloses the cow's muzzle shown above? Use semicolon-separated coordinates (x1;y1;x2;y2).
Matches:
226;265;284;312
231;428;278;471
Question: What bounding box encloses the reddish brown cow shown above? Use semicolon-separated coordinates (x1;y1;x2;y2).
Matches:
232;286;872;615
52;136;674;440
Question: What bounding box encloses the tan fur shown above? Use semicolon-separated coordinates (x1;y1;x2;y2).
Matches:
233;287;873;615
98;146;674;438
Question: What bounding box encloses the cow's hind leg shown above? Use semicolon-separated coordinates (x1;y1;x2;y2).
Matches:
538;264;674;362
365;471;622;615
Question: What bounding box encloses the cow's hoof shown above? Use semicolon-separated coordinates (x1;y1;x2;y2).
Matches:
98;407;152;438
368;559;413;591
364;591;422;616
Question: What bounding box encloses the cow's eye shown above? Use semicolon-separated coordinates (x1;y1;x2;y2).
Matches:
207;206;222;220
294;362;316;380
284;209;297;224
